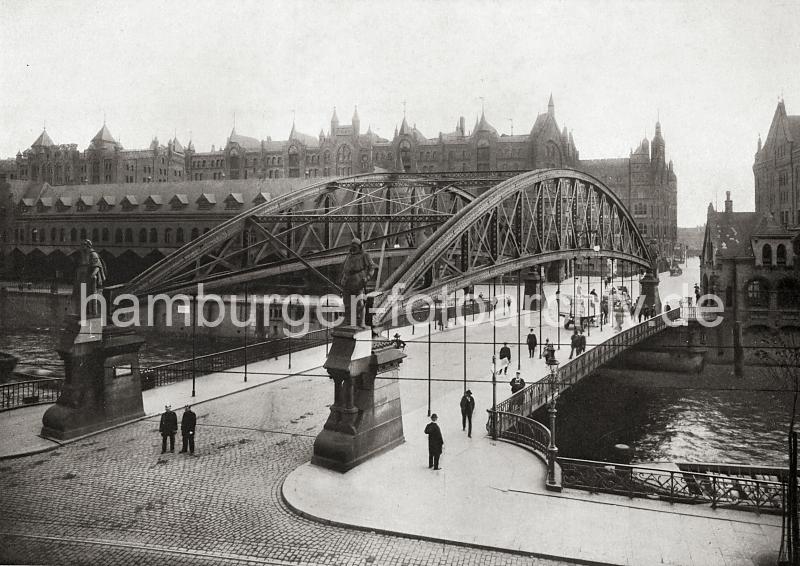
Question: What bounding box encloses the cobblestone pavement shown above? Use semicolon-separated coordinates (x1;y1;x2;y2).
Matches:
0;372;576;566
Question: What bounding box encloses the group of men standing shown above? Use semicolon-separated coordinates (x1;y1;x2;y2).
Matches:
159;405;197;454
569;329;587;359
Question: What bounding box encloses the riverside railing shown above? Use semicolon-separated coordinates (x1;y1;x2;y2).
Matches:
496;308;683;416
0;378;64;411
486;410;551;456
559;457;785;514
140;327;330;390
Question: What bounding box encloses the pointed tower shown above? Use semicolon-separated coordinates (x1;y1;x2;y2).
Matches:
651;120;665;165
352;106;360;135
548;94;555;118
331;107;339;134
757;134;762;153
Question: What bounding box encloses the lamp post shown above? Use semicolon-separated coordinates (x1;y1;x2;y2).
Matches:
546;352;560;490
491;354;498;440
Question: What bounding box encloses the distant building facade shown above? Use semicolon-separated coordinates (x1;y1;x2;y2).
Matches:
753;100;800;227
3;96;678;280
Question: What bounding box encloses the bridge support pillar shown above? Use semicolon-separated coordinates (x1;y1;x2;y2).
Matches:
42;315;145;440
312;326;405;472
639;272;662;314
523;270;545;311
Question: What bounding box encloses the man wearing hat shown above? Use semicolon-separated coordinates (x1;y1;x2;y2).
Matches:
459;390;475;437
159;405;178;454
180;405;197;455
526;329;537;358
424;413;444;470
393;333;406;351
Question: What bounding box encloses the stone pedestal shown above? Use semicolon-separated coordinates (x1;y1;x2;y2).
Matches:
639;272;662;314
42;315;146;440
312;326;405;472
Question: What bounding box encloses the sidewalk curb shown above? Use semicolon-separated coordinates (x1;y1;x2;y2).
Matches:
0;364;324;461
279;473;619;566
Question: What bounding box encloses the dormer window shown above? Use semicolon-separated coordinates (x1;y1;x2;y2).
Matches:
197;193;216;210
98;196;115;212
55;197;72;212
76;196;94;212
224;193;244;210
144;195;163;210
18;198;34;213
170;194;189;210
253;192;270;205
36;198;52;213
121;195;138;211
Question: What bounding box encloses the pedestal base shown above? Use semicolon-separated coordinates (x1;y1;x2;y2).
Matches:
312;326;405;472
639;273;662;314
42;319;146;441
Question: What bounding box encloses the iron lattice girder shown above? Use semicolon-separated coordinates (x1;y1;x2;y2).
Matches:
374;169;652;323
252;214;452;223
123;172;486;296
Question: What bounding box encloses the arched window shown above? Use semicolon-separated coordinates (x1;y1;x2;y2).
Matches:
80;228;87;241
336;145;352;164
101;228;109;242
777;244;787;266
50;228;57;242
125;228;133;243
92;228;99;242
762;243;773;266
746;279;769;307
149;228;158;243
191;228;199;240
71;228;78;242
139;228;148;243
164;228;172;244
115;229;123;243
176;227;185;243
31;228;38;243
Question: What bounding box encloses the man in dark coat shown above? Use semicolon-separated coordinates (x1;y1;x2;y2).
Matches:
460;390;475;437
526;329;537;358
180;405;197;455
498;342;511;374
569;329;580;359
578;330;587;355
424;414;444;470
159;405;178;453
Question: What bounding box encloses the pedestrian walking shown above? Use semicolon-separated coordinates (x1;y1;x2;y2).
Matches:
578;330;587;355
159;405;177;454
510;370;526;393
499;342;511;374
694;283;701;304
180;405;197;455
569;329;579;359
544;339;556;363
424;414;444;470
460;390;475;437
526;329;537;358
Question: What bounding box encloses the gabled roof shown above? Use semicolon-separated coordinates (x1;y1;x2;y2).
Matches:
31;129;54;148
197;193;217;205
472;111;498;136
55;196;72;207
289;123;320;148
120;195;137;206
752;212;792;238
253;192;271;204
98;195;116;206
36;197;53;207
705;209;764;259
170;194;189;205
228;128;261;151
20;198;35;207
77;195;94;206
224;192;244;204
144;195;163;205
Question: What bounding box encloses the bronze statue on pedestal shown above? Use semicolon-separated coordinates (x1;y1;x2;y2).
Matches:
339;238;375;327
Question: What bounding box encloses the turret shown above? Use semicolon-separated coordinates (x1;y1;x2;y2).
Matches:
757;134;762;153
352;106;360;135
651;120;665;164
724;191;733;213
331;106;339;133
548;94;555;118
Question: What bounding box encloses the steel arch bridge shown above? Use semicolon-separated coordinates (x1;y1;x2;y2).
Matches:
371;168;653;326
122;171;522;296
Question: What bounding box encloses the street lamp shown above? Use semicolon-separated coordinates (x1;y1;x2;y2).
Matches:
546;351;560;489
491;354;498;440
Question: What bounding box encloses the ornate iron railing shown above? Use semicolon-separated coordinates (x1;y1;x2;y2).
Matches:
0;378;64;411
559;457;785;514
140;328;331;390
496;308;683;416
486;410;551;457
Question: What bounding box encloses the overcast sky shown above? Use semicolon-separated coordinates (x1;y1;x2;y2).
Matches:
2;0;799;227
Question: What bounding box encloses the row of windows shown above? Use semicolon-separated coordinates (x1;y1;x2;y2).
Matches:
761;243;788;266
3;225;211;246
745;278;800;308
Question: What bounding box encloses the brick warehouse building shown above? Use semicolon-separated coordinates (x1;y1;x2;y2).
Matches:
1;97;677;282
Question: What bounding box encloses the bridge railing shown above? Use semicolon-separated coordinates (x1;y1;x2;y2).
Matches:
140;328;331;390
559;457;785;514
486;410;552;458
496;308;683;416
0;378;64;412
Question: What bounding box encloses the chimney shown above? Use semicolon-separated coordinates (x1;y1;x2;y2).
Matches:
724;191;733;213
459;116;465;137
